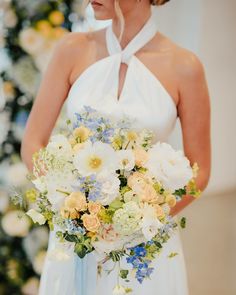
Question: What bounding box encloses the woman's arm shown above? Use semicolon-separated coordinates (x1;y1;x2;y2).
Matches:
170;50;211;216
20;33;86;172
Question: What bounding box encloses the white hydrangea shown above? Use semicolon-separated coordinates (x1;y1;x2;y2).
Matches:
145;142;193;192
96;172;120;205
6;162;28;187
113;201;142;236
46;134;73;162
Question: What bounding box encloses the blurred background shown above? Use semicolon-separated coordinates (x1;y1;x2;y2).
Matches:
0;0;235;294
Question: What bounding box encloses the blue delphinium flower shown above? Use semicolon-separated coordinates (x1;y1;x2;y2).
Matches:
66;219;86;235
134;246;147;257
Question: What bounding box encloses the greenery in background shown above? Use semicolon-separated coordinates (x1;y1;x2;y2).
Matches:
0;0;84;294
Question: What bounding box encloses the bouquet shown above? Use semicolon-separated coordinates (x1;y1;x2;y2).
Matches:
13;106;200;293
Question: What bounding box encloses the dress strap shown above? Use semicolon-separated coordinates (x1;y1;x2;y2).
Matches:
106;10;158;65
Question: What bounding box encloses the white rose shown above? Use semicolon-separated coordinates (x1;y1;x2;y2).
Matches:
145;142;193;192
141;217;162;241
1;210;31;237
26;209;46;225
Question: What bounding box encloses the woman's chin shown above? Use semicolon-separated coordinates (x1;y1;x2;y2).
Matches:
93;12;111;21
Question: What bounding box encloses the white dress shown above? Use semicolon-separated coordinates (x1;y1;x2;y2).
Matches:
39;11;189;295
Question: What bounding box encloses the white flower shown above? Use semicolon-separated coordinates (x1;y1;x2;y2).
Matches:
21;277;39;295
96;172;120;205
141;203;163;241
117;150;135;171
1;210;31;237
113;201;142;236
73;141;118;176
33;250;46;275
19;28;45;55
10;57;40;96
26;209;46;225
145;142;193;192
6;162;28;187
113;285;126;295
46;134;73;161
3;9;18;28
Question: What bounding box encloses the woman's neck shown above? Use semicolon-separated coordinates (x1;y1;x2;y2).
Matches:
112;6;152;49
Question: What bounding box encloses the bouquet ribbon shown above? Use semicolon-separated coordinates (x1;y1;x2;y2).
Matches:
75;254;98;295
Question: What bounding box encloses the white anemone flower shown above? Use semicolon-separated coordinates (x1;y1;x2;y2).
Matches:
73;141;118;176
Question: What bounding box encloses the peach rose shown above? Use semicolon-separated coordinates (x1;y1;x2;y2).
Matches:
165;194;177;208
133;148;149;167
60;206;80;219
140;184;159;204
88;202;102;215
64;191;87;212
127;172;147;189
153;204;165;218
82;214;100;232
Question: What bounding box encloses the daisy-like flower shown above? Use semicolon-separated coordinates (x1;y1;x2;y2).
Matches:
73;141;118;176
116;150;135;171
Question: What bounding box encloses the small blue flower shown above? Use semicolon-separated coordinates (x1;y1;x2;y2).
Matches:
134;246;147;257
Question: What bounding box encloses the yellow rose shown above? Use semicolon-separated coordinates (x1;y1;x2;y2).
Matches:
49;11;65;26
64;192;87;211
73;126;91;142
133;148;149;167
82;214;100;232
88;202;102;215
165;194;177;208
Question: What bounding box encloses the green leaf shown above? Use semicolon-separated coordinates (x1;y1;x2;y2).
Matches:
120;269;129;279
74;243;87;258
180;217;187;229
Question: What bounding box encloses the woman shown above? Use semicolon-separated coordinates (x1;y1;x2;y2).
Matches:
21;0;211;294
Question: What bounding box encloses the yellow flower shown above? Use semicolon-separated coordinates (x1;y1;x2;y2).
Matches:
112;135;123;150
60;207;79;219
36;20;52;38
69;137;77;146
127;131;138;141
49;11;65;26
152;204;165;219
73;143;86;153
25;188;37;203
73;126;91;142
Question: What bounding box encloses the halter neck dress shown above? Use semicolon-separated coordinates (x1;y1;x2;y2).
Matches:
39;10;189;295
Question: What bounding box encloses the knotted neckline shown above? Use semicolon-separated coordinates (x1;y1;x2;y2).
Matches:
106;11;158;65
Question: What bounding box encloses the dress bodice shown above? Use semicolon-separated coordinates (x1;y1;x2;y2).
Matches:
65;11;178;142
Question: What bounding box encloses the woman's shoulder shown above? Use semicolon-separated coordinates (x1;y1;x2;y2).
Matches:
54;28;106;59
155;32;206;80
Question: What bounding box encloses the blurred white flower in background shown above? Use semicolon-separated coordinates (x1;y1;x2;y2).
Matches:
1;210;31;237
6;161;28;187
23;227;49;263
32;250;47;275
19;28;45;55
